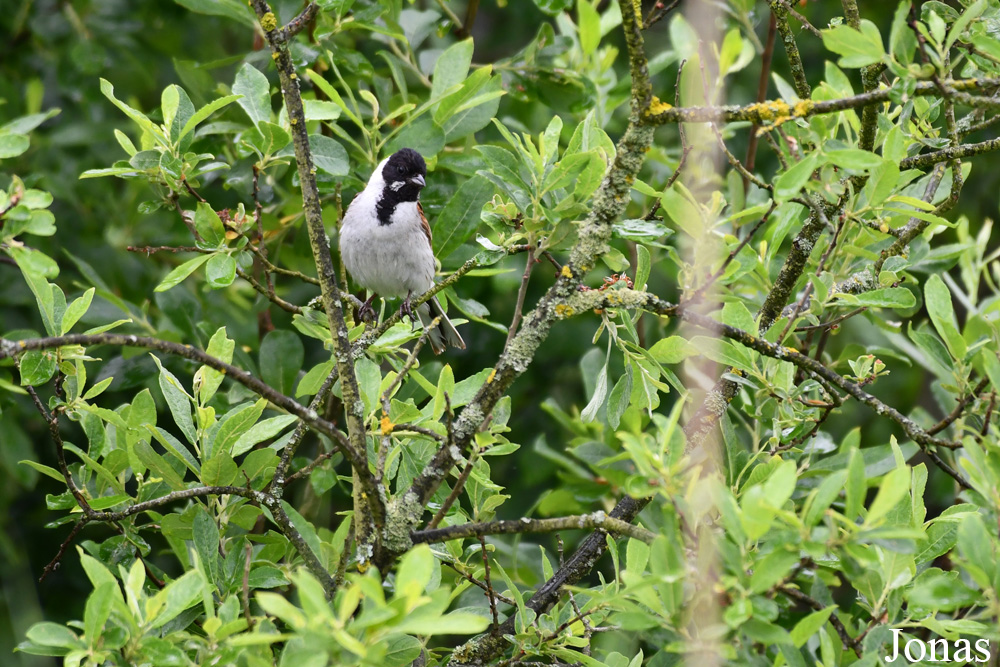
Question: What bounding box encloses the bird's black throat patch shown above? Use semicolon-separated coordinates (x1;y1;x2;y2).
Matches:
376;184;420;225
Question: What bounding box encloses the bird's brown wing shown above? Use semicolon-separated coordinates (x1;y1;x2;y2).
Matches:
418;201;433;247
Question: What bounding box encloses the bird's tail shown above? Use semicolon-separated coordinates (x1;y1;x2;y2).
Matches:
418;297;465;354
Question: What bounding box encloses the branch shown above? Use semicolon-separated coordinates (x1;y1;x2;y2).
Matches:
0;334;377;495
768;0;811;99
644;77;1000;125
445;1;657;659
779;585;861;656
249;0;381;561
411;512;657;546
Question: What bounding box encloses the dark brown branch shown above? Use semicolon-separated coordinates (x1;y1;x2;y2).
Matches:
927;377;990;435
478;536;500;634
779;586;861;656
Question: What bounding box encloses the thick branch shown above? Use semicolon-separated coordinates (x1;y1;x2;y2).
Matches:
248;0;378;542
411;512;657;546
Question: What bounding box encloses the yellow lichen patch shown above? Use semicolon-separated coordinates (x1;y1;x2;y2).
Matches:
748;99;791;123
560;265;573;278
487;368;497;384
792;99;814;118
380;415;394;436
260;12;278;31
290;73;298;80
647;95;672;115
554;304;575;318
271;52;279;60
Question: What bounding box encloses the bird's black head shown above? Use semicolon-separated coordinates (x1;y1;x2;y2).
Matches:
381;148;427;201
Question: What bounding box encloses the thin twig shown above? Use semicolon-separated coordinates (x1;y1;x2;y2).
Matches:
779;585;861;657
505;253;536;350
794;307;867;332
479;536;500;634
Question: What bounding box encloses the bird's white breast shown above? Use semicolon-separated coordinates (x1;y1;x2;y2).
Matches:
339;186;435;298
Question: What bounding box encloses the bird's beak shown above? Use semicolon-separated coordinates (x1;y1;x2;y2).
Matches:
410;174;426;188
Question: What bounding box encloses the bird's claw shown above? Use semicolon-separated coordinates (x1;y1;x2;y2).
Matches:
357;295;377;324
398;292;415;322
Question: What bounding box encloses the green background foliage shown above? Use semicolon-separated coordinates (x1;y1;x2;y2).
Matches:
1;0;999;665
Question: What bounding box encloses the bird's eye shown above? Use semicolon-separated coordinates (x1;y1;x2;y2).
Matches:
396;165;405;174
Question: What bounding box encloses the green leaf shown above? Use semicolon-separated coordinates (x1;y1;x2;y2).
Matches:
280;501;323;561
171;0;256;26
789;606;835;647
432;363;455;421
864;465;910;526
383;635;423;667
212;398;267;458
721;301;756;334
151;356;197;445
660;184;703;238
648;336;699;364
0;133;30;159
749;549;800;593
199;327;235;404
179;94;242;141
188;508;219;579
233;63;271;126
309;134;349;176
431;39;474;101
260;330;304;396
433;174;494;260
384;115;445;158
822;20;885;68
577;0;600;54
99;79;166;145
581;355;609;423
824;149;884;171
249;121;291;157
148;570;204;628
195;201;226;247
61;288;95;334
153;253;212;292
205;253;236;289
84;582;116;647
833;287;915;309
25;622;82;650
201;451;238;486
774;154;819;201
19;350;57;387
231;415;297;457
945;0;985;51
845;449;865;521
924;274;966;360
395;543;434;599
394;611;490;636
296;360;334;398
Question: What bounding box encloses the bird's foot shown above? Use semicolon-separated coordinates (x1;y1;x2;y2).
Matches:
398;291;415;322
358;295;377;324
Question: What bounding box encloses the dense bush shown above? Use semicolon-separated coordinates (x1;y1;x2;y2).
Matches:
1;0;999;665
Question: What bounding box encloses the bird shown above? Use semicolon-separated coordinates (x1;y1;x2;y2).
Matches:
338;148;466;355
